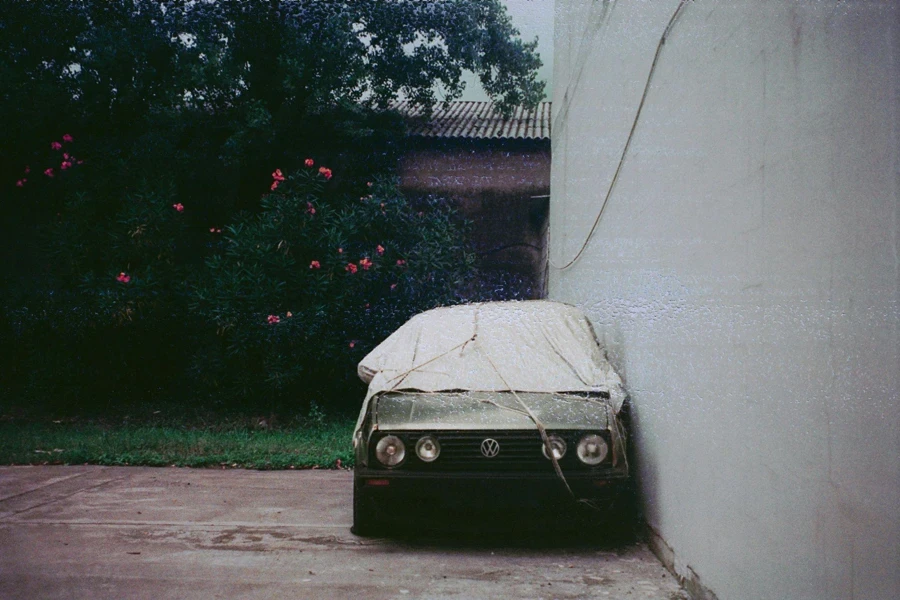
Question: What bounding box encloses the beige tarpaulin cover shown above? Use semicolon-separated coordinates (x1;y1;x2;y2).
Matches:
354;300;626;436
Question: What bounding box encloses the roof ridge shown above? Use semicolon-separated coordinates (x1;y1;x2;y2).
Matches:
389;100;551;140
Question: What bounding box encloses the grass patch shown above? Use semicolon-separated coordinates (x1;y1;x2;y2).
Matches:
0;419;355;469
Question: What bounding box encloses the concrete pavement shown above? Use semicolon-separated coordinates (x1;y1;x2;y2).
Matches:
0;466;686;599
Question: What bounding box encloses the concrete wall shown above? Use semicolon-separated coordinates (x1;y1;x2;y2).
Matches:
550;1;899;599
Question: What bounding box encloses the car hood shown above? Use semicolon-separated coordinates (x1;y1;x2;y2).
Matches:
373;391;611;431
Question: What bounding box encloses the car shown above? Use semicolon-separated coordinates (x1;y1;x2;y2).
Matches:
351;300;630;536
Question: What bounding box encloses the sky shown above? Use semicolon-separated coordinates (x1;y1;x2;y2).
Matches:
457;0;554;101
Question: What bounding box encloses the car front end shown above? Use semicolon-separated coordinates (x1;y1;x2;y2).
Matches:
352;391;629;535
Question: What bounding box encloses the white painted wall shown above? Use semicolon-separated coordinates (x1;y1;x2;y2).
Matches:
550;1;899;599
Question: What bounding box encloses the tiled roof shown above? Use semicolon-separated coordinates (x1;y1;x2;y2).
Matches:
393;101;551;140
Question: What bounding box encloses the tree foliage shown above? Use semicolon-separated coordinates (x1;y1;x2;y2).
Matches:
0;0;543;415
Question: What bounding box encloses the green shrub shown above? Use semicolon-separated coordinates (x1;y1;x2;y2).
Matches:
8;161;196;414
0;0;542;417
191;163;475;411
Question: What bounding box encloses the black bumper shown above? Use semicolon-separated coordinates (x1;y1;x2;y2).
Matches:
355;467;629;521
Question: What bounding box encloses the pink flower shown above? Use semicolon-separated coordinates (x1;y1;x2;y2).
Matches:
337;247;343;254
359;257;373;271
62;134;74;143
376;245;385;255
44;168;54;178
306;202;316;215
267;315;280;324
396;259;406;266
50;141;62;150
60;161;72;170
367;181;373;187
116;272;131;283
309;260;321;269
345;263;358;274
16;179;25;187
304;158;314;167
270;181;279;191
63;153;70;160
390;283;397;290
77;160;83;165
286;311;293;318
173;203;184;212
349;341;356;348
318;166;332;181
272;169;285;182
209;227;222;233
24;166;30;174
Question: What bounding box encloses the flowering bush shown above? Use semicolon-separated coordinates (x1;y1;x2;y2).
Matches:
4;138;474;415
5;148;196;413
0;0;537;416
190;164;475;409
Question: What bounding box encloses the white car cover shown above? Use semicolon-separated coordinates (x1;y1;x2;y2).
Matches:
354;300;626;437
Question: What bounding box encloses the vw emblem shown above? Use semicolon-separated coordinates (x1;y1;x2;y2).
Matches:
480;438;500;458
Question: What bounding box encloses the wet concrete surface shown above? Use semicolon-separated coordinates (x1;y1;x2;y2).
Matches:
0;466;686;599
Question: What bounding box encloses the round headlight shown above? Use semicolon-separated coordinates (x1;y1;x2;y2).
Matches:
375;435;406;467
576;434;608;466
541;434;567;460
415;436;441;462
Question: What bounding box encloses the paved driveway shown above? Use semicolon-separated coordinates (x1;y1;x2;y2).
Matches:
0;466;685;599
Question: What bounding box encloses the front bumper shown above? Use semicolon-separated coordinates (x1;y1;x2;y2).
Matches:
355;467;629;520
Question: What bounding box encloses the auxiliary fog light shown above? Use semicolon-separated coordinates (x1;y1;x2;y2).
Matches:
541;434;567;460
375;435;406;467
576;434;608;466
415;436;441;462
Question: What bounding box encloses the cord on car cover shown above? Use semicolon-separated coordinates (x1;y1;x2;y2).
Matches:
471;306;625;512
374;306;625;512
478;346;576;498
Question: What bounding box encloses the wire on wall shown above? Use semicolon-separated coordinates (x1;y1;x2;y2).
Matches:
550;0;690;271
